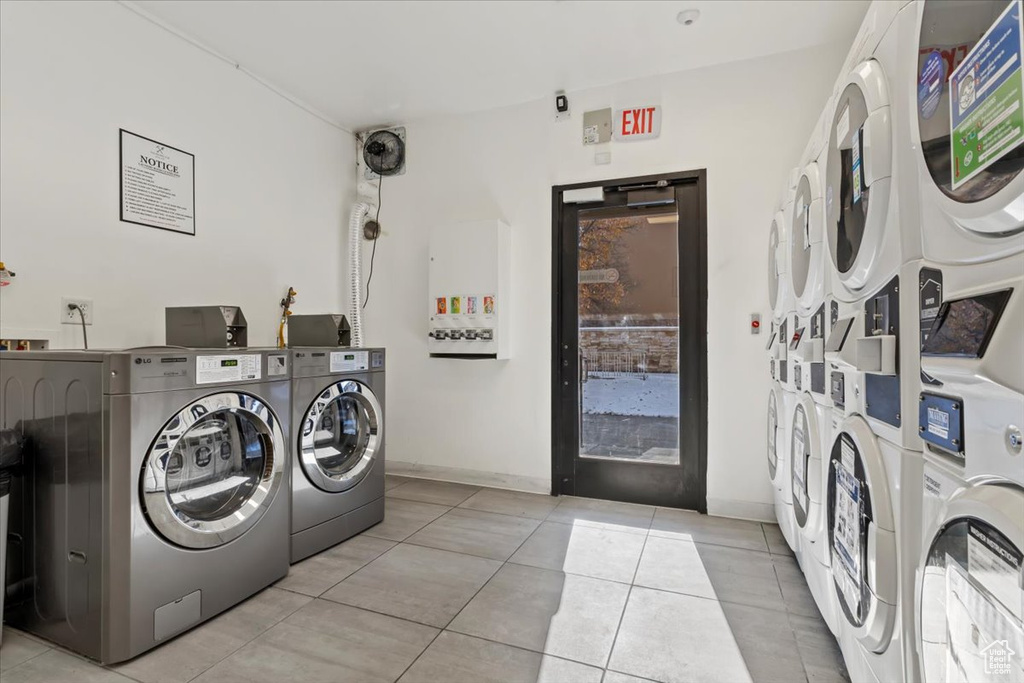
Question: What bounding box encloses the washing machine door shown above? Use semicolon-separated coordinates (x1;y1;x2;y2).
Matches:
919;484;1024;682
768;384;784;487
790;162;825;314
299;380;382;493
768;211;788;316
142;392;286;549
826;59;893;292
827;415;899;653
916;0;1024;233
792;394;822;530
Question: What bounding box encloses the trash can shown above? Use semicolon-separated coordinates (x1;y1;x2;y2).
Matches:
0;428;24;645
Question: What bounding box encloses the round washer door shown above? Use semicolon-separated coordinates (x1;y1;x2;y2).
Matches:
790;162;825;312
299;379;383;493
142;392;286;549
768;385;782;485
826;60;893;292
768;211;788;315
826;415;898;652
919;484;1024;682
792;395;822;530
916;0;1024;231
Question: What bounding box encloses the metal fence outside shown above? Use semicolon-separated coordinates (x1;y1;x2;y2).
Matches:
581;349;648;381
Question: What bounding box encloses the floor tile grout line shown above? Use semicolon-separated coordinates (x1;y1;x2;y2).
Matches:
601;583;635;672
1;648;55;677
172;590;313;683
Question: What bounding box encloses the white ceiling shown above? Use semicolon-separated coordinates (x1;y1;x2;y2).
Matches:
130;0;869;131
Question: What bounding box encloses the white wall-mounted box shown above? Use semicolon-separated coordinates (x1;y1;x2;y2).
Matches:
428;220;511;359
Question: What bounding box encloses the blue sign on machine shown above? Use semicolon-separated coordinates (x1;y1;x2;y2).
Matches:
919;392;965;455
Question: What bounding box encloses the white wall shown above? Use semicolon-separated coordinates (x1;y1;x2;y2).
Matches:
363;44;845;519
0;1;352;349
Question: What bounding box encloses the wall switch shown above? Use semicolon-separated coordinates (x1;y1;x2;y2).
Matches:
595;151;611;165
750;313;761;334
61;297;93;325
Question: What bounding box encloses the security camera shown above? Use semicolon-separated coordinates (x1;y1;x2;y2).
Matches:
677;9;700;25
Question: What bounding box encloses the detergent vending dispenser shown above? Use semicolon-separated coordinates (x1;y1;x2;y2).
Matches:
428;220;511;358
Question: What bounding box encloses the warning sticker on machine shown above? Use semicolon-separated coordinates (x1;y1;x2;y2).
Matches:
852;129;863;204
832;455;862;616
196;354;261;385
968;521;1023;618
944;559;1024;680
949;0;1024;189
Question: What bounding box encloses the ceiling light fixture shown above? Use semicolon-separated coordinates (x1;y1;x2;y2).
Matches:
677;9;700;26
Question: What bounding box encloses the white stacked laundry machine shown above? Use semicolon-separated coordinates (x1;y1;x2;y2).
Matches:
768;171;803;560
788;94;840;639
770;1;1024;682
911;1;1024;682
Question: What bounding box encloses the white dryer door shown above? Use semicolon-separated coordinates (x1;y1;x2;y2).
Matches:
826;60;893;292
142;392;286;549
826;415;898;652
919;484;1024;683
299;380;383;493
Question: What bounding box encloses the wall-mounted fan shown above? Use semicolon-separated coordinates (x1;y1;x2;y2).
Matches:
362;127;406;178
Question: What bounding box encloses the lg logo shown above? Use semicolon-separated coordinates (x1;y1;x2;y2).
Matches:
134;358;152;365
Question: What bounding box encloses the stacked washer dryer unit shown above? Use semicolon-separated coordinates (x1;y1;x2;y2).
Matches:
768;171;801;559
290;347;385;562
788;94;840;638
0;348;291;663
911;1;1024;681
823;2;929;682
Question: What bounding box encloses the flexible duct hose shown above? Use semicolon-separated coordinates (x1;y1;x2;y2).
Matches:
349;202;371;348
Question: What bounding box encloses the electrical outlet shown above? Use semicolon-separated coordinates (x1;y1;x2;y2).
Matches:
61;297;93;325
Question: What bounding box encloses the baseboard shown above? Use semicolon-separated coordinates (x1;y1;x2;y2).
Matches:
707;497;775;523
386;460;551;495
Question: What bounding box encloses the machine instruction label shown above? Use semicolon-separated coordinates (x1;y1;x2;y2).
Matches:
196;354;260;385
833;456;862;617
949;0;1024;189
851;129;863;204
968;522;1023;617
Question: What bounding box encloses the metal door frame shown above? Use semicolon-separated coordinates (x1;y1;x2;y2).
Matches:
550;169;708;511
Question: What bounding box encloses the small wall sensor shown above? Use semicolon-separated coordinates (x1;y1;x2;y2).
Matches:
555;94;569;113
677;9;700;25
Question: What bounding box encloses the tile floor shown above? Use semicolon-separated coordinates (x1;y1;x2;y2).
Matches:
1;476;848;683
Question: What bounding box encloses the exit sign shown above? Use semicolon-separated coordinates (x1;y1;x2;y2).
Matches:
613;106;661;141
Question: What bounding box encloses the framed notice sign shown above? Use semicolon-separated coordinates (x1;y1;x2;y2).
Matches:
120;129;195;235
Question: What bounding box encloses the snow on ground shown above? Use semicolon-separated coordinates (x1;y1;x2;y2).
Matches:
582;374;679;418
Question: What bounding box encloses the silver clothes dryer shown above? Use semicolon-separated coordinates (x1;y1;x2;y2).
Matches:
290;348;385;563
0;348;291;663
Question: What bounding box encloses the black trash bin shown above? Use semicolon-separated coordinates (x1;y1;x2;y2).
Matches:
0;429;23;645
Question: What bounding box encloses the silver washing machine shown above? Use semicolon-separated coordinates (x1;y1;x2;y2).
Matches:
0;348;291;663
290;347;385;563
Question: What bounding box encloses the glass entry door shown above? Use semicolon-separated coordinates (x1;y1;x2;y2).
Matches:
553;171;707;510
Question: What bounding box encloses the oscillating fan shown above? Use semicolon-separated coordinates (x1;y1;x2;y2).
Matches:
362;128;406;177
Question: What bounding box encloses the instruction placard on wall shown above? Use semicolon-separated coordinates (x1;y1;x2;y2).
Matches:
120;129;195;235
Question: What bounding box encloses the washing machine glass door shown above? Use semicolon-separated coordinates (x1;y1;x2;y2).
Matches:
919;487;1024;682
768;213;786;314
826;61;892;289
792;401;814;528
768;387;781;484
826;418;898;651
300;380;382;493
917;0;1024;212
790;168;822;304
142;392;286;549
